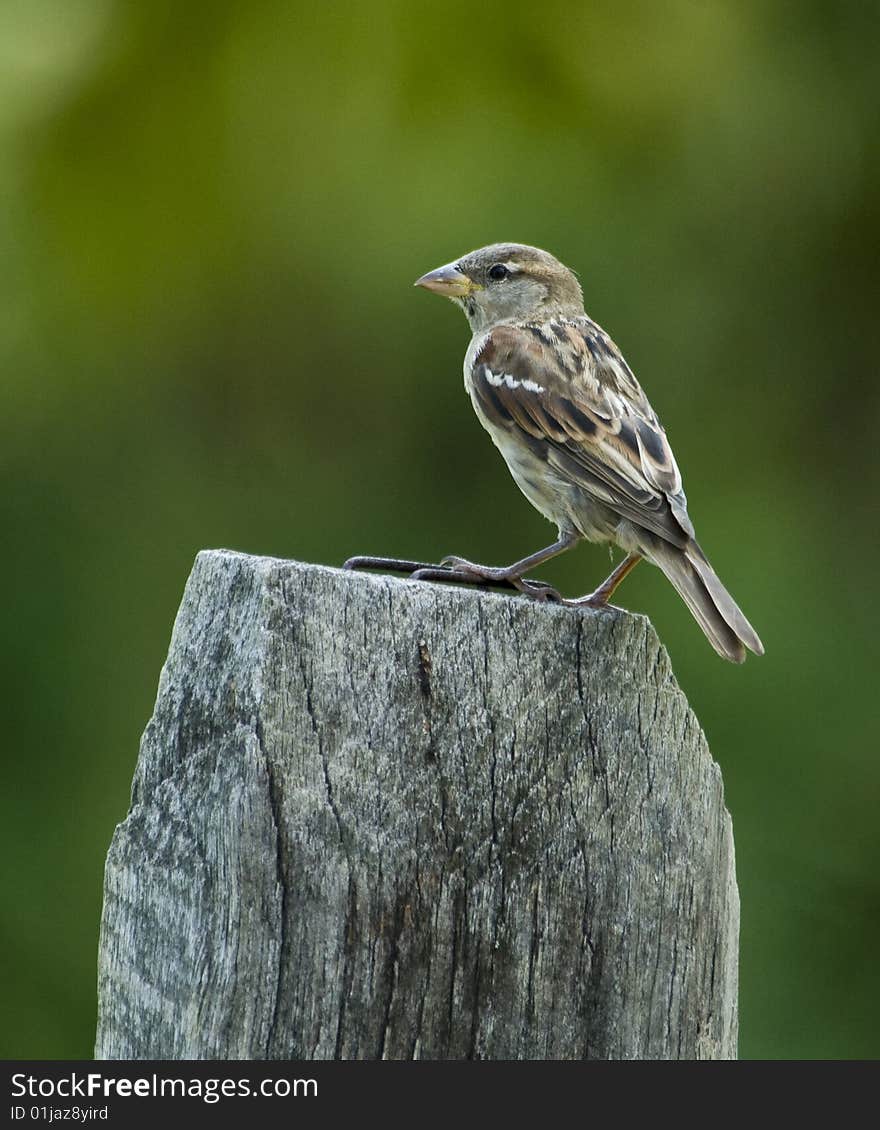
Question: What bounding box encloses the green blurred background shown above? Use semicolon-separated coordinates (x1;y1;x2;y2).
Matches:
2;0;877;1059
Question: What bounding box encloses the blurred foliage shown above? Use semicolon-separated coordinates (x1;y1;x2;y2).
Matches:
1;0;877;1059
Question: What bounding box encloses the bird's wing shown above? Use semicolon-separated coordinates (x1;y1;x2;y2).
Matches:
470;320;694;547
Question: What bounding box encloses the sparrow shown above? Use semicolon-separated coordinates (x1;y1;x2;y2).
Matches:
346;243;763;663
343;240;763;659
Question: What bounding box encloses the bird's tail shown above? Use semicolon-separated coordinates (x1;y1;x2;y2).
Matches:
650;540;764;663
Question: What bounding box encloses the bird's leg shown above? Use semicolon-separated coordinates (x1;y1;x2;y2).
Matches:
414;532;580;601
566;552;642;608
438;531;579;583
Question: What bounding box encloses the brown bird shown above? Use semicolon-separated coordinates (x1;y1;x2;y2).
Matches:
403;242;764;663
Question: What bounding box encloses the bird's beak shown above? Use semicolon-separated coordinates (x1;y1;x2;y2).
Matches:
413;262;479;297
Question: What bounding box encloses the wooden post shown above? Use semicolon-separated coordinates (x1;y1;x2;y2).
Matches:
95;549;739;1059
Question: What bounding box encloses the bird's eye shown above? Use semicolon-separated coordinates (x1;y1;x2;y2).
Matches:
488;263;508;281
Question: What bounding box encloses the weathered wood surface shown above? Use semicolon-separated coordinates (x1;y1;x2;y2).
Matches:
95;549;739;1060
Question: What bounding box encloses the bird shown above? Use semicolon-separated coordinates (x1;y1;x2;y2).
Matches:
404;242;764;663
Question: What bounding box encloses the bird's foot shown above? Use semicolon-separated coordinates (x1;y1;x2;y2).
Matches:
515;577;564;603
343;554;561;602
438;554;517;582
411;564;561;603
562;588;621;610
434;556;562;603
563;553;641;610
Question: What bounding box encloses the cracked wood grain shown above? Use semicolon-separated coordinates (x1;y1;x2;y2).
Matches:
94;549;739;1060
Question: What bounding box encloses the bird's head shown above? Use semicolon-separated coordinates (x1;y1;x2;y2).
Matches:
414;243;584;332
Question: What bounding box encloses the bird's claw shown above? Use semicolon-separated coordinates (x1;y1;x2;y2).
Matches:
410;566;477;586
343;555;436;575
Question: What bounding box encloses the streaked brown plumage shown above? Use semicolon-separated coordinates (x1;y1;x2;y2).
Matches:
412;242;763;663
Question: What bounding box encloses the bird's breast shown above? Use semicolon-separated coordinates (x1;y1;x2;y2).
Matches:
463;331;491;393
462;377;567;528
